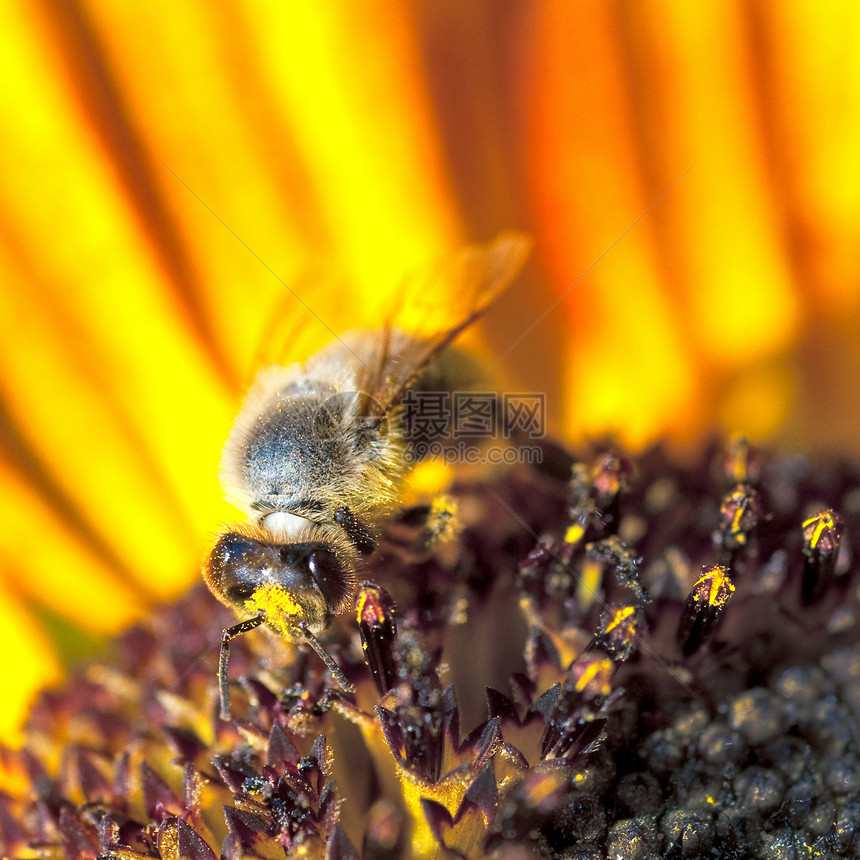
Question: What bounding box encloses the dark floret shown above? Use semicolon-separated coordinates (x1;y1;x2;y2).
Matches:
3;437;860;859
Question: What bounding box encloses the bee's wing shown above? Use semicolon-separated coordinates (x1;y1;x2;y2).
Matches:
245;267;352;388
353;231;532;420
246;231;531;409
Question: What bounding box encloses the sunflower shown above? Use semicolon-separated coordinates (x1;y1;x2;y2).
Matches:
0;0;858;823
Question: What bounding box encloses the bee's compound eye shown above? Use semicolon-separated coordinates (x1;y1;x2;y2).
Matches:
204;532;272;607
306;547;353;615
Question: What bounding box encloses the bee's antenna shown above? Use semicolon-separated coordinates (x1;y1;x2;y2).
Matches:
298;622;356;694
333;505;376;555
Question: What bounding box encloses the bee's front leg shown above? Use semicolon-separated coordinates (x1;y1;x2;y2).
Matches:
218;615;264;720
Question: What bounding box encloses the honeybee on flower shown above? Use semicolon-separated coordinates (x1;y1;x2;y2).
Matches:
203;233;531;717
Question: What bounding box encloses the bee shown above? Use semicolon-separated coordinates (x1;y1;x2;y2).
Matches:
203;233;530;718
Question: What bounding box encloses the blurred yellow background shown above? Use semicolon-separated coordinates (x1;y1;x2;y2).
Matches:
1;0;859;741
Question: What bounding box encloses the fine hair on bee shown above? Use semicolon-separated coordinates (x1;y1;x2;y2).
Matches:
203;232;531;719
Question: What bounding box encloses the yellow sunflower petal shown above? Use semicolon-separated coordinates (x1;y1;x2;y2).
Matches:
527;1;697;445
0;580;61;747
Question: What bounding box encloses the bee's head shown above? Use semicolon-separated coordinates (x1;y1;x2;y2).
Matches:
203;530;354;636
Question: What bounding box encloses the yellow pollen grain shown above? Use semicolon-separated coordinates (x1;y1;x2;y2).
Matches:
730;501;748;537
356;590;390;628
355;590;369;622
578;557;602;612
243;585;304;638
692;569;735;607
564;523;584;545
604;606;635;634
710;576;734;607
574;659;611;694
803;512;835;549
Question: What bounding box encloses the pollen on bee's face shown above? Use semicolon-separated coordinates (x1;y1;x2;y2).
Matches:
243;583;319;635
